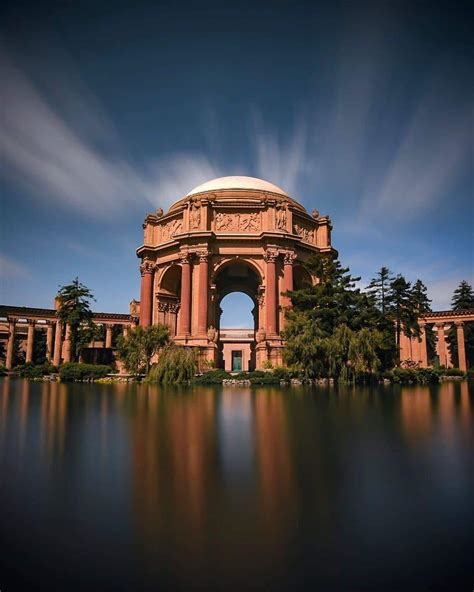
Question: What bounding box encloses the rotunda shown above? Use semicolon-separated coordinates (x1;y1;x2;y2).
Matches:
137;176;334;369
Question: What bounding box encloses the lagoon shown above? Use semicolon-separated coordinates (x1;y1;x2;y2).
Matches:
0;379;473;590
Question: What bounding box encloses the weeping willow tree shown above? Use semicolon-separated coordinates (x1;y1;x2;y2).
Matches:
147;345;197;384
326;325;381;384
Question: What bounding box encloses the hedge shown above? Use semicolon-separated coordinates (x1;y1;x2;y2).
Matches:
15;362;57;378
59;363;111;382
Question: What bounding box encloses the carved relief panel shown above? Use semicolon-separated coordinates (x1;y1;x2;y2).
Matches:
213;211;261;232
160;216;183;241
293;218;316;243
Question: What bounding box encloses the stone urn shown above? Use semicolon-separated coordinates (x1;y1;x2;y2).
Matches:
256;328;266;343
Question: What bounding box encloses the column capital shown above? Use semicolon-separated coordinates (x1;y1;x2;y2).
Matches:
264;249;278;263
179;251;191;264
27;319;36;326
198;249;211;262
140;258;155;276
454;320;464;327
157;301;169;312
283;251;297;265
435;322;445;329
7;317;17;326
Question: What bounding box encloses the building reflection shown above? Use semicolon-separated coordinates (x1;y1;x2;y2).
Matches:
400;382;472;446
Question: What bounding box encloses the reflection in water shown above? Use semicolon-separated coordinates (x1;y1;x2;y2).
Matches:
0;379;473;590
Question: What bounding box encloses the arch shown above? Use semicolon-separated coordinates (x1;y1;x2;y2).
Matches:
157;264;181;297
293;264;313;290
212;257;264;285
156;264;182;336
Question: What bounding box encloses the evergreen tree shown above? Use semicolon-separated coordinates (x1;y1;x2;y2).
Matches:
56;278;95;362
367;267;394;315
388;275;420;362
451;280;474;310
448;281;474;368
283;253;384;379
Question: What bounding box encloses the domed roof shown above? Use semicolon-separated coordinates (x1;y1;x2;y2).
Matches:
187;176;289;197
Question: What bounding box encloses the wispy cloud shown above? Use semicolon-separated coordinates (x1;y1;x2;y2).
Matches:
0;253;30;279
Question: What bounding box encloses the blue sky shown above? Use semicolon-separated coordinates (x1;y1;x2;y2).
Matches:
1;0;473;326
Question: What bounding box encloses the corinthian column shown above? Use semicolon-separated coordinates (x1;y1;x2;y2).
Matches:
264;250;278;335
455;321;467;372
419;321;428;367
26;320;35;363
6;319;16;370
63;324;72;363
53;320;62;366
436;323;447;367
46;321;54;362
105;324;113;348
139;259;155;327
197;250;210;335
281;252;296;330
179;253;192;336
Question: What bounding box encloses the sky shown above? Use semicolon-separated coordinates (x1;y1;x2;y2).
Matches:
1;0;473;326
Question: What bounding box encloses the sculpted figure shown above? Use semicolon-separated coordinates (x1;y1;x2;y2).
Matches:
215;212;232;231
189;200;201;229
276;205;287;230
248;212;260;231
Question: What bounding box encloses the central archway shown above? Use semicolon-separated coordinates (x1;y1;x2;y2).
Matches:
213;260;261;371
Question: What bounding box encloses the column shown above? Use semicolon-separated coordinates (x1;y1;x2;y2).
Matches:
6;319;16;370
455;321;467;372
139;259;154;327
26;320;35;363
105;324;113;348
63;324;72;363
179;254;192;336
197;250;210;335
53;321;62;366
264;250;278;335
419;321;428;367
281;252;295;329
46;322;54;362
123;325;129;338
436;323;447;367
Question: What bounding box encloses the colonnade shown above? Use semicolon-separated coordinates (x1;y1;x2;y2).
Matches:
4;317;132;370
400;318;470;371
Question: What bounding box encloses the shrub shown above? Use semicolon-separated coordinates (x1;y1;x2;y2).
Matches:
193;369;231;384
467;368;474;380
60;363;111;382
0;365;7;376
16;362;58;378
147;346;196;384
262;359;274;369
439;367;465;377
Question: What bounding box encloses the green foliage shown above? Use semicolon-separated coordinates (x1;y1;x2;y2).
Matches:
60;363;111;382
438;367;465;377
192;369;231;384
147;346;196;384
367;266;393;315
117;324;170;375
283;254;385;379
56;278;95;362
447;280;474;369
0;365;7;376
15;362;58;378
383;367;439;384
262;359;274;369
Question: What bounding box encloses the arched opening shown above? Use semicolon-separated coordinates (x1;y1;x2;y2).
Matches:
156;264;182;336
213;261;261;372
293;264;313;290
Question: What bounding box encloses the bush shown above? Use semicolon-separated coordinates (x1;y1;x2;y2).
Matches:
147;346;196;384
193;369;231;384
0;365;7;376
384;367;439;384
467;368;474;380
60;363;111;382
16;362;58;378
438;367;465;377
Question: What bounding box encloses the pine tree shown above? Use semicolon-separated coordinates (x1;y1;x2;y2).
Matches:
388;275;419;362
448;281;474;368
367;267;394;315
56;278;95;362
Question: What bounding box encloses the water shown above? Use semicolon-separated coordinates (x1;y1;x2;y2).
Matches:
0;379;473;590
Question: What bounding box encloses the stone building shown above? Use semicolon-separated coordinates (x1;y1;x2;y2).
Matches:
136;176;334;370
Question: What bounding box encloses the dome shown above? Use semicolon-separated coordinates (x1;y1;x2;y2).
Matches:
187;176;289;197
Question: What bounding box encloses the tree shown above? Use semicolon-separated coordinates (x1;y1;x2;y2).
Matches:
448;281;474;368
56;278;95;362
451;280;474;310
367;267;394;315
388;275;419;362
147;345;197;384
283;253;384;379
117;324;170;375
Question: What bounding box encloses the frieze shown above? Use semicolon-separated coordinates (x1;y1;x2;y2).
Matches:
293;221;315;243
161;217;183;240
214;211;261;232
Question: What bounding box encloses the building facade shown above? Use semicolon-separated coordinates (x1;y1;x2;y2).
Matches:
136;176;334;369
